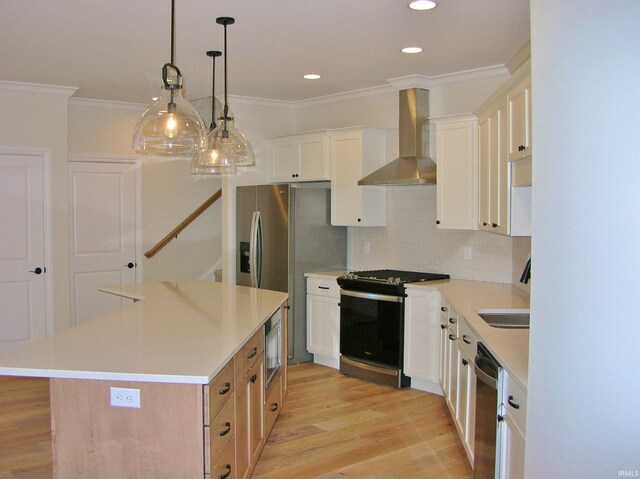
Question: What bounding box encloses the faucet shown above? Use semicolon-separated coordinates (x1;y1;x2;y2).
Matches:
519;258;531;284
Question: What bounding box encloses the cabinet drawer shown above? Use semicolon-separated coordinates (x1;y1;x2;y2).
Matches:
459;318;478;359
307;277;340;298
503;373;527;434
235;329;264;385
264;373;282;437
210;434;235;479
204;358;235;424
206;394;235;467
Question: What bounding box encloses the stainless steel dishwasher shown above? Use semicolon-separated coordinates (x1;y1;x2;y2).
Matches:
474;342;502;479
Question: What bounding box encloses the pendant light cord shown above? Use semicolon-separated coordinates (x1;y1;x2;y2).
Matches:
222;21;229;138
207;51;221;131
170;0;175;65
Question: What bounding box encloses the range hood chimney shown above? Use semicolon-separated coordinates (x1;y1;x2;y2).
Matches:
358;88;436;186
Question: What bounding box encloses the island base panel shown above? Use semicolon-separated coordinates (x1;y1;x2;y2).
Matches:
50;378;204;479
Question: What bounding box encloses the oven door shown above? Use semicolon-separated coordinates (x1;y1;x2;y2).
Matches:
339;289;404;369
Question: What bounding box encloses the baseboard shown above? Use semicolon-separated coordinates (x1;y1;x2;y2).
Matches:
410;378;444;396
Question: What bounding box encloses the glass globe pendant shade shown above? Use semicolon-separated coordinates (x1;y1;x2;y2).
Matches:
132;85;207;160
192;116;254;175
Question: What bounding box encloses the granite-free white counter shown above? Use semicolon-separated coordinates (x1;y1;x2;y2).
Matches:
0;281;288;384
408;279;530;390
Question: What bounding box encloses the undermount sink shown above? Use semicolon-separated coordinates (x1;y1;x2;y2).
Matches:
476;309;530;329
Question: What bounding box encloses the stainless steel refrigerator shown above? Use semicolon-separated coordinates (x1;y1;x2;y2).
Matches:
236;183;347;363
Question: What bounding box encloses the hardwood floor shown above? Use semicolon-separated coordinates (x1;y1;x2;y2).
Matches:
253;363;472;479
0;365;471;479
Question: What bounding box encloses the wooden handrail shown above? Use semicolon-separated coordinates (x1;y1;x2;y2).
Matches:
144;189;222;258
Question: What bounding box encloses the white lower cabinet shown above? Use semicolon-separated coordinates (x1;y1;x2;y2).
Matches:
499;371;527;479
404;287;441;393
306;276;340;369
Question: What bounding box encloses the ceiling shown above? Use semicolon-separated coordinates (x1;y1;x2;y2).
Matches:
0;0;530;104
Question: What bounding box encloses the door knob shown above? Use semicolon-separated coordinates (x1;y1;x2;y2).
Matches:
29;267;44;274
125;262;136;269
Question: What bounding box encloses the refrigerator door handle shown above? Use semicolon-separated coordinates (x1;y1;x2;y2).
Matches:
255;211;263;288
249;212;258;288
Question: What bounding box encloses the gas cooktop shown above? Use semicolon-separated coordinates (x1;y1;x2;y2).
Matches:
337;269;450;295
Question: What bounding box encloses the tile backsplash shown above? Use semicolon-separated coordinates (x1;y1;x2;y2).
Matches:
348;187;515;283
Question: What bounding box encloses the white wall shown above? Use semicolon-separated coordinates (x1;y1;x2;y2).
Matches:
527;0;640;476
68;100;224;281
295;79;521;282
0;85;74;332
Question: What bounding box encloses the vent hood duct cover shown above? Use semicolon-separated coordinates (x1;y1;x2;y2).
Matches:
358;88;436;186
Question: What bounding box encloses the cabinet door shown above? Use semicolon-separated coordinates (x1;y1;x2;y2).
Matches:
439;315;449;394
461;348;476;461
235;355;265;479
500;415;526;479
404;288;440;382
435;119;478;230
306;294;340;360
330;130;385;227
478;114;491;231
298;137;329;181
445;319;458;413
270;142;299;182
508;77;532;161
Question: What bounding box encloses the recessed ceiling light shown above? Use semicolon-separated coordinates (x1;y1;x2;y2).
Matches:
409;0;437;10
303;74;321;80
401;47;423;54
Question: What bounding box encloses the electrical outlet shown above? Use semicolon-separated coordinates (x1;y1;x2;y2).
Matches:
110;387;141;408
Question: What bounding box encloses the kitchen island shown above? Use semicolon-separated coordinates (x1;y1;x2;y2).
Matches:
0;280;288;479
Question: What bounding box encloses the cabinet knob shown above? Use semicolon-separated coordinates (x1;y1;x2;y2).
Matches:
492;223;498;228
462;335;472;345
436;220;440;225
483;222;488;227
440;324;446;330
462;358;468;366
270;402;279;412
357;218;362;222
441;306;448;312
448;333;457;341
518;145;526;152
449;317;456;324
250;374;257;383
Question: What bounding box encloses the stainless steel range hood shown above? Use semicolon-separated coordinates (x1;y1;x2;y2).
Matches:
358;88;436;186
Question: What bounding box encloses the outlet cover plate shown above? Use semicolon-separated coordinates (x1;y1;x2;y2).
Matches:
110;387;141;408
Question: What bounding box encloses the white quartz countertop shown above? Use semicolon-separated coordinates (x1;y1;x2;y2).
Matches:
408;279;530;390
0;281;288;384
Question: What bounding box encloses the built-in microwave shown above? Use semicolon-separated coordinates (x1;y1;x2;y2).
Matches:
264;308;282;392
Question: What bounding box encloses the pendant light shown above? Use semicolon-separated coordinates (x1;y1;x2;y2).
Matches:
132;0;206;160
204;17;255;173
192;50;224;175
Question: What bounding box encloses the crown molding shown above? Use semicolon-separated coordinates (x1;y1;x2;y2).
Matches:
227;94;296;109
69;97;146;111
506;41;531;74
0;80;78;97
295;84;396;108
388;64;510;90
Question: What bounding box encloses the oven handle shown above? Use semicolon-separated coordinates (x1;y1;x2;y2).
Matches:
340;289;403;303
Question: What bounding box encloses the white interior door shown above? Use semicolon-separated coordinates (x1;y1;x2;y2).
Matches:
0;153;48;354
69;161;138;325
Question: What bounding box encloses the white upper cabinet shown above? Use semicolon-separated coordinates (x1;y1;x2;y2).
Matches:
508;76;532;161
433;115;478;230
476;60;532;237
330;127;386;227
267;131;330;183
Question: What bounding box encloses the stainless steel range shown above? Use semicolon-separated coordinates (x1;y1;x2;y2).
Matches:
337;269;449;388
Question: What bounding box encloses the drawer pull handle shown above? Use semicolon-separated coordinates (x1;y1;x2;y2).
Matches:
318;286;330;290
441;306;448;312
247;347;258;359
250;374;257;383
508;395;520;409
218;382;231;395
270;402;279;412
462;335;471;345
219;421;231;436
448;333;457;341
449;317;456;324
220;464;232;479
